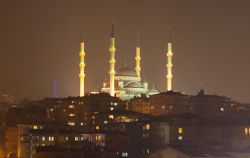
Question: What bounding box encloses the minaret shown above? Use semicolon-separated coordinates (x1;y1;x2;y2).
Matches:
79;29;85;97
135;33;141;78
166;31;173;91
109;24;116;96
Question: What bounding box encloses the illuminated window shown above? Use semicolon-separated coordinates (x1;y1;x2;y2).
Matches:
147;148;150;154
96;125;100;130
104;120;108;124
92;115;95;119
75;137;79;141
178;136;183;140
122;152;128;157
162;105;165;109
69;113;75;117
110;107;114;111
109;114;114;119
150;106;154;110
33;125;38;129
245;128;249;135
42;136;45;141
68;121;75;126
220;107;224;112
145;124;150;130
95;135;102;141
178;128;183;134
114;102;118;106
69;105;74;108
49;136;54;141
71;101;74;103
65;137;68;141
50;108;53;112
80;122;83;126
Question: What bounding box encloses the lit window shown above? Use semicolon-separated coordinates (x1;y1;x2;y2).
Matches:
81;137;84;140
65;137;68;141
92;115;95;119
245;128;249;135
122;152;128;157
150;106;154;110
33;125;38;129
71;101;74;103
80;122;83;126
178;128;183;134
48;136;54;141
68;121;75;126
95;135;102;141
75;137;79;141
96;125;100;130
162;105;165;109
178;136;183;140
220;107;224;112
69;105;74;108
146;124;150;130
50;108;53;112
104;120;108;124
42;136;45;141
109;114;114;119
110;107;114;111
114;102;118;106
147;148;150;154
69;113;75;117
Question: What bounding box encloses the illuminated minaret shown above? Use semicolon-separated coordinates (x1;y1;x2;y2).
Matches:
135;33;141;78
166;32;173;91
109;24;116;96
79;29;85;97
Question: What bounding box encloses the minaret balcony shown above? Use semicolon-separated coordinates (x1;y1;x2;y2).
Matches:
109;59;116;64
166;64;173;67
135;57;141;60
79;63;85;67
109;47;116;52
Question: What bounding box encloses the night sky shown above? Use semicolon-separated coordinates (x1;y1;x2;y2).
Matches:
0;0;250;102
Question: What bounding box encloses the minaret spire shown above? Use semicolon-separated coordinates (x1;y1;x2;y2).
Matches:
79;28;86;97
135;32;141;78
166;28;173;91
109;23;116;96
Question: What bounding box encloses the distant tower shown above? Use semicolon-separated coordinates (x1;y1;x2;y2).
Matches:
53;79;58;98
135;33;141;78
166;31;173;91
79;29;85;97
109;24;116;96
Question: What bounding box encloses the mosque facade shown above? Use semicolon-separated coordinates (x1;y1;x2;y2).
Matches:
79;24;174;100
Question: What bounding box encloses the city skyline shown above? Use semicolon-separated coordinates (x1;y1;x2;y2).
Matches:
0;0;250;102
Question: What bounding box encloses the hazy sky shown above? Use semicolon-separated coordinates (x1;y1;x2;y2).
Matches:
0;0;250;102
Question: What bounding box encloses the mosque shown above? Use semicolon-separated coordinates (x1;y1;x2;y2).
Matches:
78;24;173;100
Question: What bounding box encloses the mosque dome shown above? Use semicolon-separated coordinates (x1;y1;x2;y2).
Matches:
148;86;159;95
116;67;138;77
124;82;144;88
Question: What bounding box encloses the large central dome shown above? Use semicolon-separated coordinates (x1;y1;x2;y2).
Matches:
116;67;137;77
